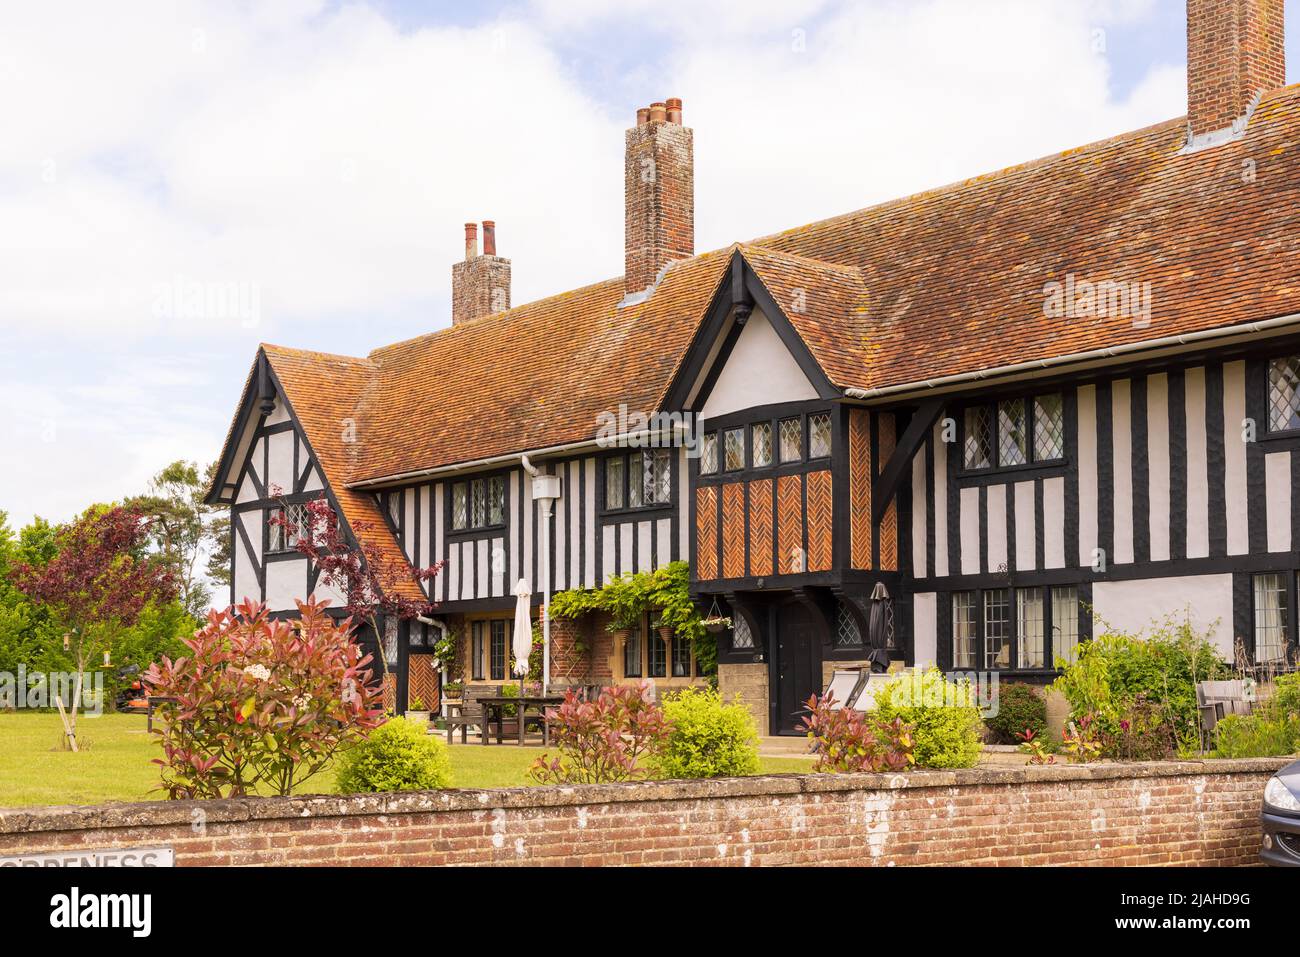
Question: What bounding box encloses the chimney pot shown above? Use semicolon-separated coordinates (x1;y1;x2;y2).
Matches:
464;222;478;261
648;101;667;123
666;97;683;124
483;220;497;256
636;107;650;126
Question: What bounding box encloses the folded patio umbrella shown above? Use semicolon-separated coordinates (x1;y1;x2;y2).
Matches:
867;582;891;651
512;579;533;678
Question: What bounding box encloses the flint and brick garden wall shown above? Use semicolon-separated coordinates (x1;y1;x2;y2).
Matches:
0;759;1282;867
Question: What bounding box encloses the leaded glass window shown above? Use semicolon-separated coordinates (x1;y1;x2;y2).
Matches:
605;457;625;509
700;433;718;474
488;476;505;526
724;428;745;471
779;418;802;462
835;600;863;648
1017;587;1045;669
752;422;772;467
648;449;671;505
1033;393;1065;461
953;592;977;669
732;614;754;649
984;588;1011;669
267;503;308;553
997;399;1028;467
470;478;487;528
628;452;644;508
451;482;468;530
1269;357;1300;432
964;406;992;470
471;621;485;680
809;413;832;458
1255;573;1288;664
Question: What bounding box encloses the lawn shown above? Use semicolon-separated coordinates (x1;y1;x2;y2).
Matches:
0;712;813;807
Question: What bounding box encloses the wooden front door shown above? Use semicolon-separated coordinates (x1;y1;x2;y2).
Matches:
775;602;821;735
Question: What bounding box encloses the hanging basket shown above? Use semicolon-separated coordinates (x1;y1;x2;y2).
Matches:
700;597;732;634
657;625;675;644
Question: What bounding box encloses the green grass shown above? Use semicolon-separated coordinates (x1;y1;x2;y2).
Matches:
0;712;813;807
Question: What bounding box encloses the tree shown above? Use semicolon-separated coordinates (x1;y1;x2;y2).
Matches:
269;493;440;681
11;506;176;749
127;460;225;617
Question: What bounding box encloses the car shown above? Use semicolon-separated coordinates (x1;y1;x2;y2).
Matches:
1261;759;1300;866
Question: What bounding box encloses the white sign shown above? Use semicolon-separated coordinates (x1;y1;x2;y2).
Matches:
1;846;174;867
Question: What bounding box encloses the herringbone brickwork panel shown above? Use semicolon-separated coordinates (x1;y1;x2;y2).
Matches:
806;469;833;572
747;478;774;577
407;654;440;712
878;412;898;571
849;408;872;568
776;474;804;574
722;482;746;579
695;486;718;580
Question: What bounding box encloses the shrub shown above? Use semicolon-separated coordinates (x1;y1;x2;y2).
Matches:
1211;673;1300;758
984;682;1047;744
873;668;984;768
1107;694;1178;761
530;683;671;784
144;599;384;798
335;717;452;792
1052;616;1230;757
655;687;760;779
801;693;914;773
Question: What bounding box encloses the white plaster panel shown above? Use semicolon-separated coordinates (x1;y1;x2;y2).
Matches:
700;309;818;419
1091;573;1235;658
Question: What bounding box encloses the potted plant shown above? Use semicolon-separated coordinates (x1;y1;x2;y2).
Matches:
406;695;432;725
654;616;675;644
700;615;732;634
442;681;463;703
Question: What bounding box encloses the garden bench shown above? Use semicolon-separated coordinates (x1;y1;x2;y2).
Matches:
1196;679;1253;748
443;685;500;744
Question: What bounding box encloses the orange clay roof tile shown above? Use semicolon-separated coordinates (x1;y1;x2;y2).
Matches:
254;85;1300;507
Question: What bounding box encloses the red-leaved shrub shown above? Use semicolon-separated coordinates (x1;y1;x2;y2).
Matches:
530;682;672;784
144;598;384;798
800;693;915;773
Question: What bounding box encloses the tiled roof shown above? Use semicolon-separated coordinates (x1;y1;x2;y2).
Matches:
256;84;1300;494
754;85;1300;392
262;345;425;601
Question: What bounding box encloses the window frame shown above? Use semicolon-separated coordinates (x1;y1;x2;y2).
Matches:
957;391;1067;478
601;448;675;515
1266;354;1300;436
950;583;1083;674
448;470;510;536
265;502;310;556
1249;571;1300;669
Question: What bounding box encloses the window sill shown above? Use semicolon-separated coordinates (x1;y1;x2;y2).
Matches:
955;458;1068;482
447;524;507;539
599;503;674;519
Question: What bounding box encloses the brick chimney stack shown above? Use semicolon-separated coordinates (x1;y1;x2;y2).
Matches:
1186;0;1286;148
624;96;694;298
452;220;511;325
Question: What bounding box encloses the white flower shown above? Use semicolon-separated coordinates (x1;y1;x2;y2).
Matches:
244;664;271;682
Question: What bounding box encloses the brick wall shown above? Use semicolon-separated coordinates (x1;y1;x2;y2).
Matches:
0;760;1282;867
624;100;693;296
1186;0;1285;139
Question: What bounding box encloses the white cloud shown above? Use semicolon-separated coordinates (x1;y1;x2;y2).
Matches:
0;0;1185;530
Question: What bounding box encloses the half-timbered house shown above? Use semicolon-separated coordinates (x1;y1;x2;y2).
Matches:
209;0;1300;732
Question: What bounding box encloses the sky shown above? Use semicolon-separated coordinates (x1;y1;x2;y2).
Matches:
1;0;1297;532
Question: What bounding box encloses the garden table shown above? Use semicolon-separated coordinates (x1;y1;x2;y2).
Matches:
477;695;565;746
